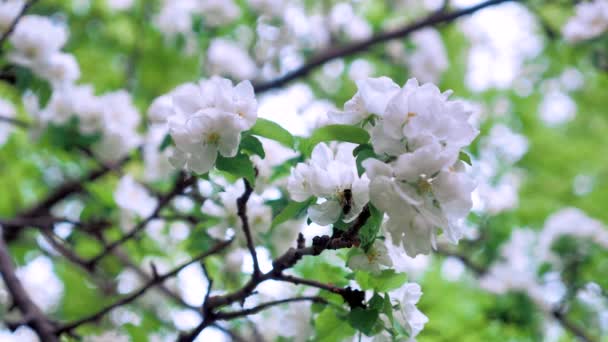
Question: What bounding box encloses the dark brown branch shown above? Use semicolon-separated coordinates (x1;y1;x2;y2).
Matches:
236;179;260;275
0;0;38;52
0;235;57;342
55;239;232;335
252;0;517;93
214;296;328;320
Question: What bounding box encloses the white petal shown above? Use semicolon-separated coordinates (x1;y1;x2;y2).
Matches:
308;200;342;226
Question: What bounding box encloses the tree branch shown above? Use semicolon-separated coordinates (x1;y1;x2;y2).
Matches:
252;0;517;93
214;296;328;320
236;179;260;275
55;239;232;335
0;234;57;342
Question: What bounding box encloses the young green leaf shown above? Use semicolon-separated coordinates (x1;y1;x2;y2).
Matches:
348;307;380;335
216;153;256;185
300;125;371;156
250;118;295;148
240;134;266;158
271;197;315;228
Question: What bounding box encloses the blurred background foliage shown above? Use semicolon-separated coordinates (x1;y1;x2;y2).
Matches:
1;0;607;341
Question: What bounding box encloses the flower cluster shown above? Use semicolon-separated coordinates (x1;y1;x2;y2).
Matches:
332;77;478;257
155;76;258;174
8;13;79;85
563;0;608;42
25;86;142;162
287;143;369;225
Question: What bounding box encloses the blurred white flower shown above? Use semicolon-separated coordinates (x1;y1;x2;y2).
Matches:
9;15;68;67
562;0;608;42
114;175;158;218
407;28;448;84
0;0;24;33
207;39;257;80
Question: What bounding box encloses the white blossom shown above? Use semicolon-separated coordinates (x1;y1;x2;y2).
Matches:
9;15;68;67
114;175;158;219
328;76;400;125
32;52;80;85
207;39;257;81
154;0;197;37
168;77;258;174
407;28;448;84
287;143;369;225
390;282;428;339
562;0;608;42
347;240;393;274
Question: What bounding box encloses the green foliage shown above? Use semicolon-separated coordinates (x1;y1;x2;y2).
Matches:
216;152;256;185
314;307;356;342
299;125;371;156
250;118;295;148
355;269;408;292
271;197;315;228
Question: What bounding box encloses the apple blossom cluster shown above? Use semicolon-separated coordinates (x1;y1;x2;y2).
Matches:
327;77;478;257
562;0;608;43
149;76;258;174
0;7;144;162
287;142;369;225
25;86;142;162
481;208;608;312
6;11;79;85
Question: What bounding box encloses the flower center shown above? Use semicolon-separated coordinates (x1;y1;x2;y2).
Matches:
207;132;220;144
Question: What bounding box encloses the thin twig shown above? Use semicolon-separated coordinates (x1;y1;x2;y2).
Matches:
214;296;328;320
236;179;260;275
55;239;232;335
252;0;517;93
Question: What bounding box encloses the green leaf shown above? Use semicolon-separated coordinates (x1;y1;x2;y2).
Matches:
459;151;472;165
271;197;315;228
300;125;371;156
159;134;173;151
354;144;377;176
240;134;266;158
358;205;383;251
315;307;356;342
250;118;295;148
348;307;380;335
355;269;407;292
216;153;256;185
